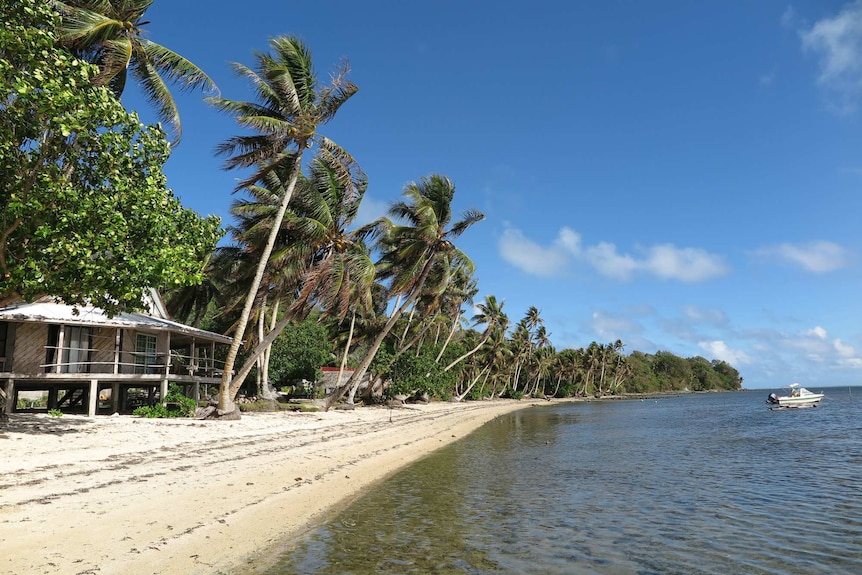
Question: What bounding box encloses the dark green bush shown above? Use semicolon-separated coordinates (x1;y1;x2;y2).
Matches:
133;384;196;418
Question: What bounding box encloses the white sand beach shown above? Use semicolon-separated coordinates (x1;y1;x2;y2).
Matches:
0;400;546;575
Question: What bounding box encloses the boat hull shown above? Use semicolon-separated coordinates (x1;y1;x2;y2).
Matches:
776;394;823;408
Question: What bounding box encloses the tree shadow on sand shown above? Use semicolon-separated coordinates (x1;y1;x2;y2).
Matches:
0;414;96;438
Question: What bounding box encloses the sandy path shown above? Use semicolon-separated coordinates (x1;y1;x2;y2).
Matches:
0;400;544;574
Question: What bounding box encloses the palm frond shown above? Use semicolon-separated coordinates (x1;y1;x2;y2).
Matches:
140;40;218;96
131;56;180;142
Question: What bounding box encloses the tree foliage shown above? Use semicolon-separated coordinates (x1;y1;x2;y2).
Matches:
0;0;221;315
266;318;334;386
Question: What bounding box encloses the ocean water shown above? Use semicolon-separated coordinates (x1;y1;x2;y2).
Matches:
256;388;862;574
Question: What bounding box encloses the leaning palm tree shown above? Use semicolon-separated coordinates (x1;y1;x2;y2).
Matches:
443;294;508;372
208;36;358;414
326;174;484;408
53;0;217;143
431;271;478;362
226;149;371;406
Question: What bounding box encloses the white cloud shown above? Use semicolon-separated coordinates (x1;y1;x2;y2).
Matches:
806;325;828;339
556;227;582;255
839;357;862;368
754;240;849;272
834;338;855;357
800;1;862;112
590;310;642;340
698;340;753;365
498;226;570;277
583;242;640;280
641;244;729;282
498;226;728;282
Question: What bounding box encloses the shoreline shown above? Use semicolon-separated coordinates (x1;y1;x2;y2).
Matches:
0;399;554;575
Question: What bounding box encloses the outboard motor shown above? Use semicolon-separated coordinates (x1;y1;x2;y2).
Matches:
766;393;779;405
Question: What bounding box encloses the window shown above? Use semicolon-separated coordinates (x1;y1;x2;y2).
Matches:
135;333;158;374
63;326;93;373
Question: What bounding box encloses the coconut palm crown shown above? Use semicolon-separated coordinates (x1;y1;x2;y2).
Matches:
207;35;358;192
53;0;217;143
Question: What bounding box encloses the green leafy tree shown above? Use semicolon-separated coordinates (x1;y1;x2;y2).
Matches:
387;348;456;401
0;0;221;314
711;359;743;390
267;318;334;385
53;0;217;143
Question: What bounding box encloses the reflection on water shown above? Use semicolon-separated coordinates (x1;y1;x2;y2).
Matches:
258;389;862;574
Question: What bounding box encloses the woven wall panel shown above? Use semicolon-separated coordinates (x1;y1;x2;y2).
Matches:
12;323;48;373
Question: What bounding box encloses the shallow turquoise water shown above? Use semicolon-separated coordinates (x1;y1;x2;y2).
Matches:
255;389;862;574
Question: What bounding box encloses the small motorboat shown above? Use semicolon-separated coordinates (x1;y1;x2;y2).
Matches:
766;383;824;409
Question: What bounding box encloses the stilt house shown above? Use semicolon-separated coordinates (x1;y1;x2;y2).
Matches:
0;290;231;416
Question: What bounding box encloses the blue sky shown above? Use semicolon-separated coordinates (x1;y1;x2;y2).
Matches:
121;1;862;389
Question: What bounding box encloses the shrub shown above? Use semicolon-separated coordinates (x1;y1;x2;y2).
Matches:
387;351;457;400
133;384;196;418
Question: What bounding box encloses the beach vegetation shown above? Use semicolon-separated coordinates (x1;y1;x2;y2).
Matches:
386;349;457;401
16;394;47;410
133;384;196;418
265;318;333;386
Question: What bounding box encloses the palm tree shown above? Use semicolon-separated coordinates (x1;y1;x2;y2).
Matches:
53;0;217;143
528;326;552;396
443;294;508;372
227;151;373;402
326;175;484;408
433;271;478;362
208;36;358;413
481;329;514;398
509;321;532;393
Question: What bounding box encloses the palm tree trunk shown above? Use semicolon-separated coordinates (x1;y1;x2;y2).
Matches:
337;312;360;403
434;312;461;363
325;257;436;410
454;365;490;401
262;300;278;399
256;309;265;397
443;330;490;372
217;150;305;413
552;373;563;397
325;296;408;409
399;305;416;350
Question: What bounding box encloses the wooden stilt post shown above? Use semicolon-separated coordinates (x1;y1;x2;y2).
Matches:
113;329;121;374
111;382;120;414
160;378;168;406
3;379;13;414
88;379;98;417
